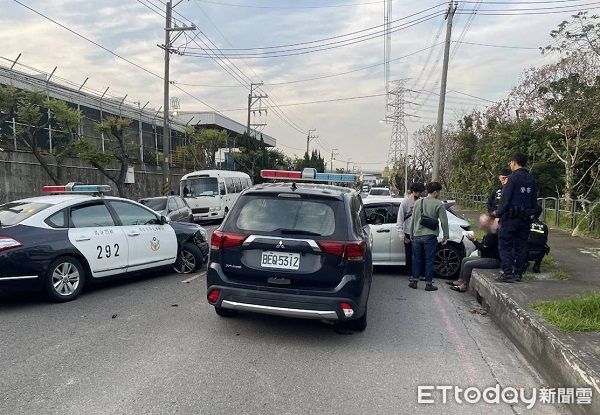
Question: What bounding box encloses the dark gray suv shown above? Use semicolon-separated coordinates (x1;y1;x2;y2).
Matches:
206;182;373;331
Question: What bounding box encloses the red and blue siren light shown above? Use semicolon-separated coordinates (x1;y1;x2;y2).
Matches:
261;168;357;183
42;183;112;194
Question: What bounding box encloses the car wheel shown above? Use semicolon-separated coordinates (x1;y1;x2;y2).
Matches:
342;310;367;332
215;306;238;317
174;242;203;274
44;256;86;302
435;244;462;278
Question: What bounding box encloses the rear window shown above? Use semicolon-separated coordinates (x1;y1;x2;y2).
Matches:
140;198;167;211
370;189;390;196
225;195;346;238
0;202;51;226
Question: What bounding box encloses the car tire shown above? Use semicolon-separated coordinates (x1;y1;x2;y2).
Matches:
174;242;204;274
435;244;462;278
44;256;86;302
215;306;238;318
342;310;367;332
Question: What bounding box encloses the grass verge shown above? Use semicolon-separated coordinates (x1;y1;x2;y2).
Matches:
522;254;571;281
531;293;600;331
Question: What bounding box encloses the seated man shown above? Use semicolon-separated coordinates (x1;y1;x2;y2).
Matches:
449;214;501;293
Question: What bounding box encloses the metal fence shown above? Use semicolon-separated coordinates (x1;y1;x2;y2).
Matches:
442;191;599;235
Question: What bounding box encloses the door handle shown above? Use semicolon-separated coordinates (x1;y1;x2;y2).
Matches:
75;236;91;242
127;232;140;237
376;229;390;233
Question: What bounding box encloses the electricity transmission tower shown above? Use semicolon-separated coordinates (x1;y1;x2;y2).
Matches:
247;82;268;137
385;81;409;195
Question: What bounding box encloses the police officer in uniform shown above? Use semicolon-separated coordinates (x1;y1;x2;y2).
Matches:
493;153;538;282
486;167;512;215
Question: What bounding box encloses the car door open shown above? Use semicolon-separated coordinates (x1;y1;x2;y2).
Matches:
365;203;392;264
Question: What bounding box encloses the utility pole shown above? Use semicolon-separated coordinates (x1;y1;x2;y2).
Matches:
247;82;267;136
330;148;338;173
306;129;318;155
432;0;457;182
161;0;195;195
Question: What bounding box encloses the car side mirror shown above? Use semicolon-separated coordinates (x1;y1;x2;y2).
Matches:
220;189;226;196
160;215;170;225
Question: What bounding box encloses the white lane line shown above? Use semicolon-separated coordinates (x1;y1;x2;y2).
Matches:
181;271;207;284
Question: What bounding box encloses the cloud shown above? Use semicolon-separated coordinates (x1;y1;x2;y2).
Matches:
1;0;571;170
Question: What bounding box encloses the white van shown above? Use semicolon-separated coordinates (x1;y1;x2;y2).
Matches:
180;170;252;221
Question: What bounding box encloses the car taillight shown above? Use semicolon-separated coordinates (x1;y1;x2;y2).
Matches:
318;241;346;257
0;237;22;253
211;231;246;250
319;241;365;262
345;241;365;262
207;289;221;304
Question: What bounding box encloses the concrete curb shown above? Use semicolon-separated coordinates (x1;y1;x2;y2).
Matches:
470;270;600;415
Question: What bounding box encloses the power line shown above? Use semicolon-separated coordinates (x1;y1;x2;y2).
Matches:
183;3;445;51
195;0;388;9
12;0;222;113
181;11;447;58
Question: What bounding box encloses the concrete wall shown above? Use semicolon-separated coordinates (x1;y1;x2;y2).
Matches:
0;151;187;203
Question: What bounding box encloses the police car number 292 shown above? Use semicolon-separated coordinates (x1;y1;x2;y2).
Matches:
0;184;209;302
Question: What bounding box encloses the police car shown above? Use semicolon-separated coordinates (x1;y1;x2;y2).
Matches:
0;184;209;302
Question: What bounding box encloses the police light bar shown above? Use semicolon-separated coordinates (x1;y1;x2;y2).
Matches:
261;168;357;183
42;183;112;194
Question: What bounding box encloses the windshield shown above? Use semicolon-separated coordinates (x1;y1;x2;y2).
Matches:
181;177;219;197
0;201;51;226
139;198;167;211
370;189;390;196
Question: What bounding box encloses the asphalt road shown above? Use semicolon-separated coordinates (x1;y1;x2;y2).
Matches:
0;224;565;415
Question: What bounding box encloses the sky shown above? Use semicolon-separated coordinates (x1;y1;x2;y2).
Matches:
0;0;589;172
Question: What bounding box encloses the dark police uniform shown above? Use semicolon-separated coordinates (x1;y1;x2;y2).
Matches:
486;185;503;215
495;168;538;279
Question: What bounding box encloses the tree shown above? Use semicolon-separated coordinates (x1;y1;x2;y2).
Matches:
233;133;292;182
539;74;600;200
189;128;228;169
75;117;133;197
294;149;325;171
1;86;81;184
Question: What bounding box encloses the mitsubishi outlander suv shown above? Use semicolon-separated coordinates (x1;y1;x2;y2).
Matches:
206;181;373;331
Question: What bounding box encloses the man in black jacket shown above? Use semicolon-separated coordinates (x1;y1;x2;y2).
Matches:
493;153;538;282
487;168;512;215
449;214;500;292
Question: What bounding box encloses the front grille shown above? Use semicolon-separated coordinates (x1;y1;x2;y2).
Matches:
192;208;210;214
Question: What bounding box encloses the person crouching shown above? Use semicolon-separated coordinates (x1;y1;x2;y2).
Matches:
449;214;500;293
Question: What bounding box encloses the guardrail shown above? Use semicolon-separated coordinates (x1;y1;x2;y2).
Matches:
441;191;599;236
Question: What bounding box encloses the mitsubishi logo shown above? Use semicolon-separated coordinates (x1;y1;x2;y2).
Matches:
276;240;285;249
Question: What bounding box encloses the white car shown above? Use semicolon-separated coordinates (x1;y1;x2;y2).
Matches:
363;198;476;277
0;184;209;302
367;187;392;198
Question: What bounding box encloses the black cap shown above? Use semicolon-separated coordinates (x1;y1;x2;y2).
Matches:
499;167;512;177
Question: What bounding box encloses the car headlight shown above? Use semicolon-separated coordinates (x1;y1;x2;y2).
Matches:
196;228;207;242
215;206;221;211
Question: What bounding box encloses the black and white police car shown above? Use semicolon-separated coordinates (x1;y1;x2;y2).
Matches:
0;184;209;302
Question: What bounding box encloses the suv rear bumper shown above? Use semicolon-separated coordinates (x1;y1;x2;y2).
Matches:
208;284;362;320
221;299;338;320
